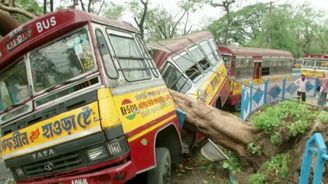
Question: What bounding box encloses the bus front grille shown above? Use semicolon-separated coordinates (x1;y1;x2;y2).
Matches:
23;153;83;177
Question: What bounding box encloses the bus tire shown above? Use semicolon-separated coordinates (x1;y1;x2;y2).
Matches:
147;147;171;184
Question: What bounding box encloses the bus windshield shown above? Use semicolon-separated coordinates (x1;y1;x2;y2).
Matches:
29;29;95;92
0;59;31;112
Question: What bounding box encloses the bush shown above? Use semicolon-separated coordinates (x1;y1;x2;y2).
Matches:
264;154;289;183
251;107;282;132
318;111;328;124
248;173;266;184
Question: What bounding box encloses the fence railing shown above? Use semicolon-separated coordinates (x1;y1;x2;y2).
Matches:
299;132;328;184
240;77;319;120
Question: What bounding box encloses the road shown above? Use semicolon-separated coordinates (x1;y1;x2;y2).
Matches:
0;160;12;184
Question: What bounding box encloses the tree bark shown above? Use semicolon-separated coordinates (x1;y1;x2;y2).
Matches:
0;9;20;36
170;90;259;157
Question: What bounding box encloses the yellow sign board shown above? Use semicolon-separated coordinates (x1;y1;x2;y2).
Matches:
0;102;101;159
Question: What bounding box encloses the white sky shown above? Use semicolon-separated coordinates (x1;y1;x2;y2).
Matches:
53;0;328;29
146;0;328;29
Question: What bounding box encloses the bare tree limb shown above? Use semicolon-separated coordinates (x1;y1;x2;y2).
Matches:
170;9;187;38
79;0;85;12
96;0;105;15
0;3;36;18
183;11;190;35
138;0;148;40
87;0;92;13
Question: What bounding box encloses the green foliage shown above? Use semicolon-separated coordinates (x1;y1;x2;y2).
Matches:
247;143;262;155
318;111;328;124
248;173;266;184
208;3;268;45
251;101;316;143
288;119;309;137
248;154;289;184
264;154;289;182
251;107;282;133
102;2;124;19
16;0;42;15
270;132;283;145
222;152;241;175
208;2;327;57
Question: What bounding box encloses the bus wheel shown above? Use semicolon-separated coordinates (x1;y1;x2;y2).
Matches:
147;147;171;184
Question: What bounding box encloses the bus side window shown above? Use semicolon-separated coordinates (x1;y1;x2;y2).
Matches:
261;59;268;76
161;63;191;93
317;60;328;69
235;58;242;79
95;29;118;79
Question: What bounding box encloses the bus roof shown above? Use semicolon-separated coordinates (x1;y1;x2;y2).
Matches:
304;54;328;59
218;45;293;58
0;9;137;69
149;31;213;69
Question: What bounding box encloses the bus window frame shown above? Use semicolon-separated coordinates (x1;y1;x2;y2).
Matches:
316;59;328;70
235;56;253;79
172;51;203;83
302;59;316;69
188;45;211;72
134;36;159;78
199;41;218;66
106;29;153;82
160;61;192;93
95;28;119;79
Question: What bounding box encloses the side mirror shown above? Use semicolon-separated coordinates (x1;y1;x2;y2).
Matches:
201;139;229;162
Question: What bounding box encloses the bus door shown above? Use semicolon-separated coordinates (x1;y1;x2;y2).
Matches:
253;57;262;83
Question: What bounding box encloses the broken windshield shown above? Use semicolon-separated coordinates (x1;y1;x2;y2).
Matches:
29;29;95;92
0;59;31;112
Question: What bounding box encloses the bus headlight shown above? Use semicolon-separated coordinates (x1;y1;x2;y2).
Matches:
107;136;129;159
87;146;107;161
15;168;24;176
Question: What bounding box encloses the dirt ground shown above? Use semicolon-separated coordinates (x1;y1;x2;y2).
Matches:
171;152;230;184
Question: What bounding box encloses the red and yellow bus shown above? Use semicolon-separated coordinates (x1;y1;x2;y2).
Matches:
0;9;184;184
149;32;230;147
150;31;230;108
218;46;293;109
302;54;328;78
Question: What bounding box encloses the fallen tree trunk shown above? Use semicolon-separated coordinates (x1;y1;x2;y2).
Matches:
0;9;20;35
170;90;259;158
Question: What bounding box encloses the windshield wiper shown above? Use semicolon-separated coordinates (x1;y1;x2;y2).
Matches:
44;77;81;93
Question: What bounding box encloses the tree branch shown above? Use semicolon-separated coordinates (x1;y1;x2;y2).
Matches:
96;0;105;15
87;0;92;13
138;0;148;39
170;9;187;38
79;0;86;12
0;3;36;19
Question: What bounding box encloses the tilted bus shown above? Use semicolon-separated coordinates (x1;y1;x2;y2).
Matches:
150;31;230;108
302;54;328;78
218;46;293;110
0;9;184;184
149;31;230;147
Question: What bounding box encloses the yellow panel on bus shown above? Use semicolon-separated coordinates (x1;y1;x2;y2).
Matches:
0;102;101;159
198;63;227;104
110;85;176;139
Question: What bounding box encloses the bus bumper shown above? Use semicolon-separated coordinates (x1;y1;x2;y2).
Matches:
18;161;135;184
